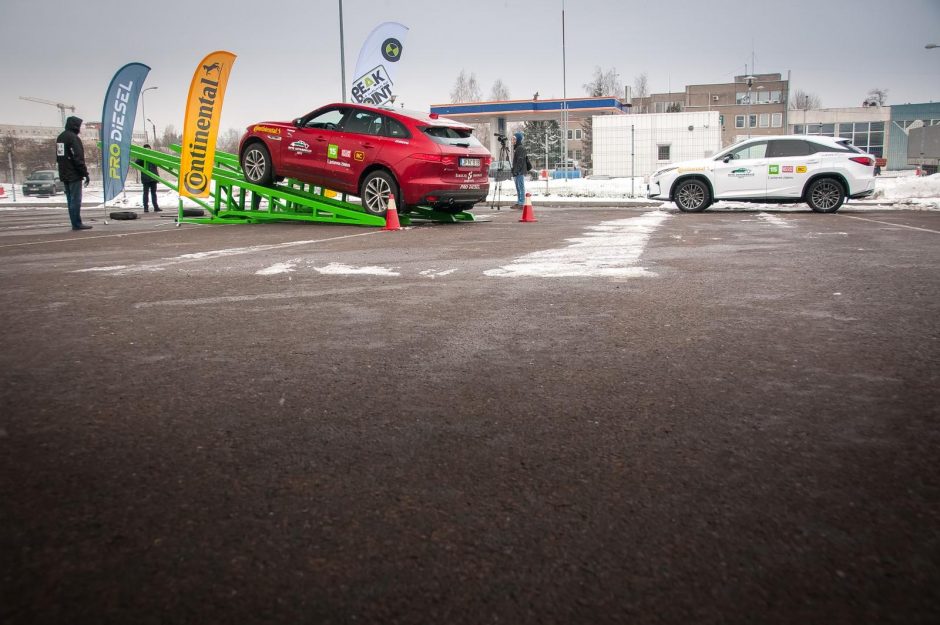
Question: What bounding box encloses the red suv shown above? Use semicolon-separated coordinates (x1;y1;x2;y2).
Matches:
239;103;491;215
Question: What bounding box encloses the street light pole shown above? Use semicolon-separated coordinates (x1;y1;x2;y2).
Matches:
140;86;158;144
339;0;347;102
744;75;754;139
147;118;157;146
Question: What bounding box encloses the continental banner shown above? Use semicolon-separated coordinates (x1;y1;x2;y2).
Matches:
351;22;408;106
101;62;151;202
179;50;236;198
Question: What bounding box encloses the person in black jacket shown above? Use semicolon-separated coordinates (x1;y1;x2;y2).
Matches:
56;116;91;230
136;144;162;213
510;131;527;208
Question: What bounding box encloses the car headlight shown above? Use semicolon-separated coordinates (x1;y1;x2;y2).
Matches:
652;166;677;178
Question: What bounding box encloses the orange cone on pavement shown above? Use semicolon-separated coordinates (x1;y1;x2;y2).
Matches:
519;192;537;222
383;193;401;231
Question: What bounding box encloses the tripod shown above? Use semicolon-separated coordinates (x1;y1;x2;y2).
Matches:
489;138;512;210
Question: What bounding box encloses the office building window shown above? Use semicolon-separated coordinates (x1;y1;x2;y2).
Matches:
657;144;671;161
575;129;582;140
759;113;770;128
772;113;783;128
749;114;757;128
736;115;745;128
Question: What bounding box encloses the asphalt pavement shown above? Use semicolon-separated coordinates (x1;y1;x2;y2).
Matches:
1;204;938;624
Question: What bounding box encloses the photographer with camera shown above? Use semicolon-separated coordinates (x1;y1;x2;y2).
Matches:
510;131;529;209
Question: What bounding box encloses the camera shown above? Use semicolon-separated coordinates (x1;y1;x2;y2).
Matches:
494;132;507;145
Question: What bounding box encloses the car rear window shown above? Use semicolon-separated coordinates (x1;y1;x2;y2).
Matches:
809;140;859;154
422;126;483;147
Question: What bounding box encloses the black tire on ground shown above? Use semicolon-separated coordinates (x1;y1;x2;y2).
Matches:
673;179;711;212
182;208;205;217
360;170;400;217
806;177;845;213
109;211;138;220
241;142;274;186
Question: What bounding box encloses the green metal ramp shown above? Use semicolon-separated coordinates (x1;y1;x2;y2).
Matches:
126;144;476;227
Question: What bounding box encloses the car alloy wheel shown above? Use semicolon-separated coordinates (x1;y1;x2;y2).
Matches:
361;171;398;217
242;144;273;186
674;179;710;213
807;178;845;213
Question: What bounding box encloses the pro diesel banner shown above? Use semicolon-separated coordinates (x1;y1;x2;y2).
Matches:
351;22;408;106
179;50;236;198
101;62;151;202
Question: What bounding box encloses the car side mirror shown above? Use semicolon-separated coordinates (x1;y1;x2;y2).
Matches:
723;155;733;163
293;118;303;128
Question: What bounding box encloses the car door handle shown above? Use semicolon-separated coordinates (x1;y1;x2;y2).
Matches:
362;143;375;149
315;136;327;142
806;160;819;164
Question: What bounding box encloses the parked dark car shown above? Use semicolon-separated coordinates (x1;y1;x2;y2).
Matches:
22;170;64;196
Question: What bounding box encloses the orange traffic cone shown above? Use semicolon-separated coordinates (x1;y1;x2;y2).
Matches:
383;193;401;231
519;192;537;222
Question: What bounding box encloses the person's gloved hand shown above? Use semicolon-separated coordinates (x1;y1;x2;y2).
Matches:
83;176;90;188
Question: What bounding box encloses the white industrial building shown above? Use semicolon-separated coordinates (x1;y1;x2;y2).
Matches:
593;111;722;179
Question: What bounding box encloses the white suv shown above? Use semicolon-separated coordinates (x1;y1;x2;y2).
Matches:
648;135;877;213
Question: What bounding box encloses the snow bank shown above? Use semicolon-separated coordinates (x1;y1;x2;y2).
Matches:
871;173;940;200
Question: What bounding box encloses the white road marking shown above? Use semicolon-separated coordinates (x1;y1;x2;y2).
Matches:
485;210;670;278
840;215;940;234
74;230;381;274
134;284;411;309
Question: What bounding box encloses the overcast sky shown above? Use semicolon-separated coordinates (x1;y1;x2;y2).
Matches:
2;0;939;135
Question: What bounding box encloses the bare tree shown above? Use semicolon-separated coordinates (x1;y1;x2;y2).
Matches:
216;128;241;155
865;87;888;106
791;89;821;110
582;66;621;97
450;70;482;103
161;125;182;149
489;79;510;101
633;72;649;99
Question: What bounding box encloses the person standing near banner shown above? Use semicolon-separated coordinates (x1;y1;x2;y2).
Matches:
511;131;528;209
136;144;162;213
56;116;91;230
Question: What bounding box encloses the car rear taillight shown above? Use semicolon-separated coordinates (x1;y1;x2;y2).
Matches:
849;156;874;166
412;154;457;165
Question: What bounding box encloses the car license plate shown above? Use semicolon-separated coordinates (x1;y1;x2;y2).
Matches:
459;158;481;168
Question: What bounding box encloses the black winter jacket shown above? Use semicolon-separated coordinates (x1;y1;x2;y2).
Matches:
511;143;527;176
136;159;159;185
56;116;89;182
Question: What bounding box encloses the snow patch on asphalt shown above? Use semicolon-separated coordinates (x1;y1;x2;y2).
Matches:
485;210;670;278
313;262;400;276
757;212;793;228
74;265;131;273
420;268;458;278
256;260;299;275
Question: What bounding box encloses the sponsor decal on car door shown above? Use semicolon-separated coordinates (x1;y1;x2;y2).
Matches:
712;141;769;199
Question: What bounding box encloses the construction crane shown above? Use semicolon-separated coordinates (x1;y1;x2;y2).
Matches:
19;96;77;127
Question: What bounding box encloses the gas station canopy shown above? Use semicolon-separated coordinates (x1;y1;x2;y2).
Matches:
429;96;631;125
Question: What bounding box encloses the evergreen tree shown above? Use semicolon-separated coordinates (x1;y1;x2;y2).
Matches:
522;120;562;169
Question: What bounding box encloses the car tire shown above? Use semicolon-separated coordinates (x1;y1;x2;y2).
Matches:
182;208;205;217
109;210;138;220
806;178;845;213
360;170;400;217
674;179;711;212
241;142;274;186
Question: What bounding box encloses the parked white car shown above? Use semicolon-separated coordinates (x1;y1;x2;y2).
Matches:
648;135;877;213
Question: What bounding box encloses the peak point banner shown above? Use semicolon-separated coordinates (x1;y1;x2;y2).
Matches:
351;22;408;107
101;62;151;202
180;50;236;198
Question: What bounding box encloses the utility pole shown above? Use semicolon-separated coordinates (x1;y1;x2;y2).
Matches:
339;0;347;102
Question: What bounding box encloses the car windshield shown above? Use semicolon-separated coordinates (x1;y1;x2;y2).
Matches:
30;172;54;180
422;126;482;148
